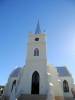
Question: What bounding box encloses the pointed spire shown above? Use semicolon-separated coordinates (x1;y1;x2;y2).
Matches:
35;20;41;34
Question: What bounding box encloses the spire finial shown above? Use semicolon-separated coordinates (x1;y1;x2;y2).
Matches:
35;20;41;34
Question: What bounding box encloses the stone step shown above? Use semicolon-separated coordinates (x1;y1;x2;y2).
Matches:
64;97;75;100
17;94;47;100
1;95;75;100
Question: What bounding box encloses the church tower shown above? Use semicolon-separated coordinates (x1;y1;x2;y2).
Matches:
26;21;47;67
25;21;48;94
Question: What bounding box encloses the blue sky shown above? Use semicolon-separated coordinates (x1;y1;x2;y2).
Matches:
0;0;75;85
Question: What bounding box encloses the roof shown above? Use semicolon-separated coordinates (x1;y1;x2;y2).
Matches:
10;67;21;78
35;20;41;34
0;86;4;89
56;67;71;77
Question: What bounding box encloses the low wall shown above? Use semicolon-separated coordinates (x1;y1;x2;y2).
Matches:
1;95;9;100
55;96;64;100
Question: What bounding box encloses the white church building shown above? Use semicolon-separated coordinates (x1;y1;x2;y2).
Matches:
3;22;74;100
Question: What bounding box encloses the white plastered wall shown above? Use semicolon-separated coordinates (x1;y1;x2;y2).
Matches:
47;64;64;97
17;65;48;95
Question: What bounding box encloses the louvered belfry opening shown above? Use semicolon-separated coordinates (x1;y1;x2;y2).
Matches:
34;48;39;56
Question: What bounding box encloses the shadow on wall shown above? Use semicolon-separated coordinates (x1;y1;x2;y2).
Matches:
71;88;75;98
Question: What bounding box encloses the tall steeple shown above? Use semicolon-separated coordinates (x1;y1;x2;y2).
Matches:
35;20;41;34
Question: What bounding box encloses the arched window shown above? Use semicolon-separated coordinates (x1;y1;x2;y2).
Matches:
34;48;39;56
63;80;69;92
11;80;16;92
31;71;40;94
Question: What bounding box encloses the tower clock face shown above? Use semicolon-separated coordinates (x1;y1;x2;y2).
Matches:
35;37;39;41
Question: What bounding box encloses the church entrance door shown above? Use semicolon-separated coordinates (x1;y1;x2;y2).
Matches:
31;71;40;94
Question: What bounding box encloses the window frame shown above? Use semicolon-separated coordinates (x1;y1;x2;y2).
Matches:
34;48;39;56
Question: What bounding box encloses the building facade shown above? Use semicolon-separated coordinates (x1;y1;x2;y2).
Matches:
3;22;74;100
